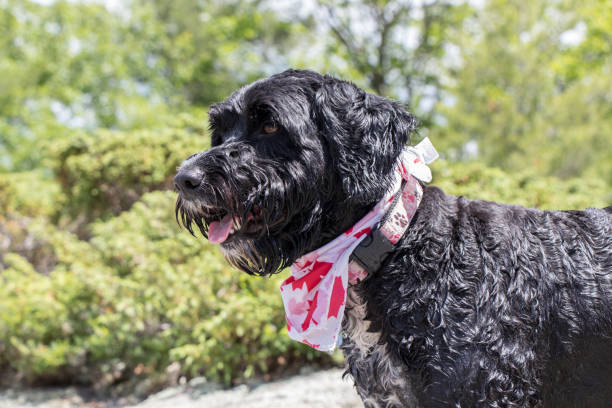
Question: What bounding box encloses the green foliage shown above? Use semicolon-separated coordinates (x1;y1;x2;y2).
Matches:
0;171;61;217
2;157;609;390
294;0;470;125
89;191;329;385
49;116;207;222
432;160;611;210
134;0;302;106
0;191;330;389
432;0;612;185
0;0;303;172
553;0;612;83
0;0;610;397
0;222;114;383
0;0;172;171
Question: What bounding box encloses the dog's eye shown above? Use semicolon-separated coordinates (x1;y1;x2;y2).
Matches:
263;121;279;134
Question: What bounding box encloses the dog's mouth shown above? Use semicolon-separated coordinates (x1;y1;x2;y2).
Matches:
207;205;265;244
176;198;267;244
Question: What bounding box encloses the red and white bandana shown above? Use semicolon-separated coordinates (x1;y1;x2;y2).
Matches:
280;138;438;351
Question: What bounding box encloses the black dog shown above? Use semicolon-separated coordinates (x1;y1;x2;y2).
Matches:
174;69;612;407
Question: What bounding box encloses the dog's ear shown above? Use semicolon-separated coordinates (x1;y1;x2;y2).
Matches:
314;76;417;204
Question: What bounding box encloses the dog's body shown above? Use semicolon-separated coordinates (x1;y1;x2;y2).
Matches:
174;69;612;407
342;187;612;407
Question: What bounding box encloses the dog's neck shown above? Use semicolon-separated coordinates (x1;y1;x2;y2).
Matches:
315;173;388;248
320;201;374;242
312;137;438;266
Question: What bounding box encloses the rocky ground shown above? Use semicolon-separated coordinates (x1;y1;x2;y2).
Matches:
0;368;363;408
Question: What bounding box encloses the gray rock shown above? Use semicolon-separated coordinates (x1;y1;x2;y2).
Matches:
0;369;363;408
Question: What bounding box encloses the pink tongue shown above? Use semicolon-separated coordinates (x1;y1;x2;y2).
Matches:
208;214;234;243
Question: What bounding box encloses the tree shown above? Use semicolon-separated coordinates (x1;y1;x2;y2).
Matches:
0;0;303;171
297;0;470;126
0;0;171;170
432;0;612;186
131;0;305;106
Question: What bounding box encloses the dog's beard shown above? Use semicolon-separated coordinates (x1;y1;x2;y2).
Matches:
175;165;324;276
175;193;278;276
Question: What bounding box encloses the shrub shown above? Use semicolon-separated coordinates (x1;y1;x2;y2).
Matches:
0;226;117;384
48;116;208;223
432;159;610;210
0;171;62;274
0;170;61;218
0;147;609;393
0;191;331;391
89;191;329;385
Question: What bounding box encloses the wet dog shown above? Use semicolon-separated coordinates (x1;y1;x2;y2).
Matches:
174;69;612;407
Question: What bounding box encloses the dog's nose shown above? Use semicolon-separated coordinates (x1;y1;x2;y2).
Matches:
174;168;203;193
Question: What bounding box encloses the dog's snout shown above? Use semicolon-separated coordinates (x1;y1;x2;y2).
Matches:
174;168;203;193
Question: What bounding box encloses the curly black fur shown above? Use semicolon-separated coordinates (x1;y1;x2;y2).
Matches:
175;69;612;407
175;69;415;275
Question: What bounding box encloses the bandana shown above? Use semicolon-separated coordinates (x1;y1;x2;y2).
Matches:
280;138;438;351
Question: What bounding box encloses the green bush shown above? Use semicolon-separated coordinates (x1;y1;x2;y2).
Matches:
48;117;208;223
1;130;609;393
432;159;611;210
0;225;116;384
0;170;61;218
0;191;330;391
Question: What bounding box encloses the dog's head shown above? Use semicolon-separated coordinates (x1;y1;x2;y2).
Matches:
174;69;417;275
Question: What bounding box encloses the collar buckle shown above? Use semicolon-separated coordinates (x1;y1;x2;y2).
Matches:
349;227;395;275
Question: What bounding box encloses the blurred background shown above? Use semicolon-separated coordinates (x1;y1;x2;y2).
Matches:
0;0;610;403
